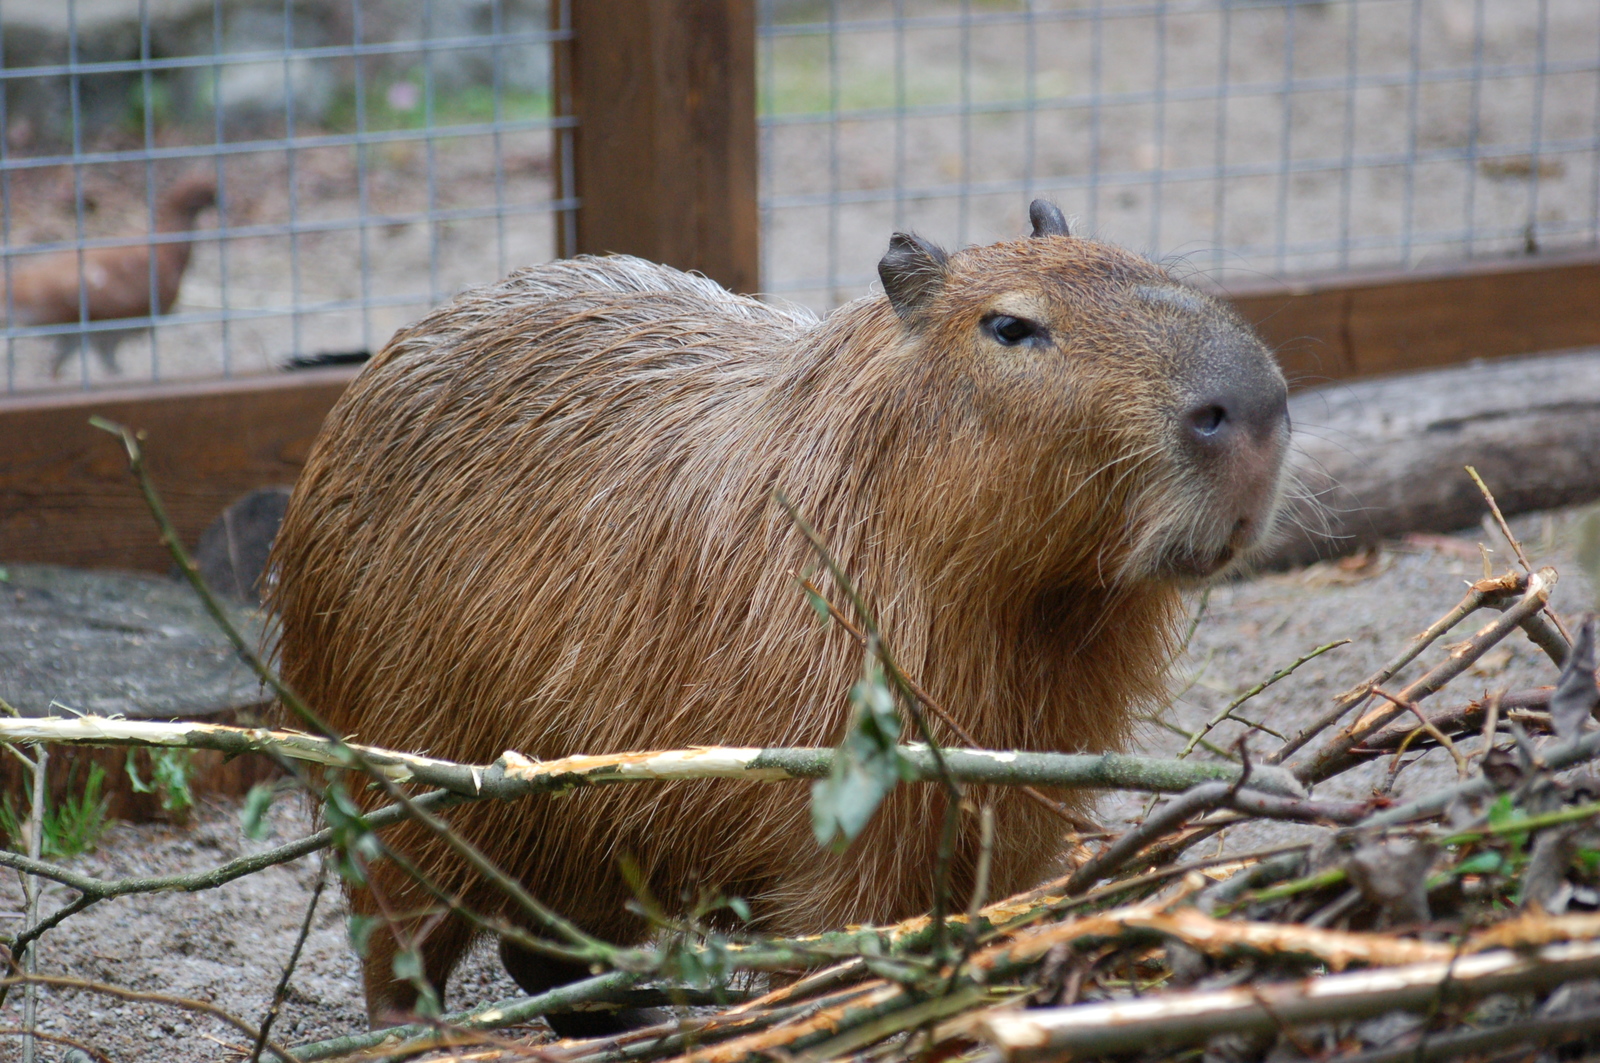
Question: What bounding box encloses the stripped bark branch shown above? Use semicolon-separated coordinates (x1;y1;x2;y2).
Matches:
0;716;1308;801
979;939;1600;1062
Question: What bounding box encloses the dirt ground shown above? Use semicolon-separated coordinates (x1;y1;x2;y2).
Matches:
5;0;1598;392
0;505;1589;1061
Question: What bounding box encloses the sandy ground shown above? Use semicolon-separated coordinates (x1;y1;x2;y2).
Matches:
4;0;1598;392
0;505;1590;1061
0;794;529;1060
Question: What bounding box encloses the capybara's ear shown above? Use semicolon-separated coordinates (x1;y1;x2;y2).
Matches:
1029;199;1070;239
878;232;949;320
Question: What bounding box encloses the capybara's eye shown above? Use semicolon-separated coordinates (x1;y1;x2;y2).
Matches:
985;314;1045;346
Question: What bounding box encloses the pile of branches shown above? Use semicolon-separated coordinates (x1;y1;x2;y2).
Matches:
6;423;1600;1063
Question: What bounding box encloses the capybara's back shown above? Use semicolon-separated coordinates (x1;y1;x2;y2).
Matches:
270;204;1289;1024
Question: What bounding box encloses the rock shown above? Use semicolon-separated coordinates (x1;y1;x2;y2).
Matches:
189;485;292;604
0;562;267;719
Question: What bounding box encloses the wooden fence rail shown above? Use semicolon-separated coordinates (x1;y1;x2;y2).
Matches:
3;11;1599;572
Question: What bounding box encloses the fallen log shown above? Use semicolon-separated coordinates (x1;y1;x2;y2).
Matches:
1267;347;1600;568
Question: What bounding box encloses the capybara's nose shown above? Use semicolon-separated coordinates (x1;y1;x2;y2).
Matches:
1183;376;1288;451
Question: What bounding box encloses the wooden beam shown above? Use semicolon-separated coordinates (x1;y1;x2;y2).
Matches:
1217;251;1600;387
551;0;759;294
0;369;357;573
4;251;1600;574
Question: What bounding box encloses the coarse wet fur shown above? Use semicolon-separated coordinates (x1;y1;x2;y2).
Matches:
268;204;1290;1030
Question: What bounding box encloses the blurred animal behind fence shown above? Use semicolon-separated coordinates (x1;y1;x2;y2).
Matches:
2;174;217;377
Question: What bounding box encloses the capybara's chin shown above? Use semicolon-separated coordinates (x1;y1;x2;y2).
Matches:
269;199;1288;1025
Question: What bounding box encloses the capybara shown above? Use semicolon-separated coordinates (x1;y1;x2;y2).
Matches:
269;200;1289;1029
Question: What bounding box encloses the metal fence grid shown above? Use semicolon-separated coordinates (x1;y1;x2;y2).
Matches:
3;0;1598;394
0;0;567;394
758;0;1600;309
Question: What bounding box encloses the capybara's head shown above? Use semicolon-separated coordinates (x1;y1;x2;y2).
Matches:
868;199;1288;590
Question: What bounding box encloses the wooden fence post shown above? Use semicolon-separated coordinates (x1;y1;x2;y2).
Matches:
551;0;759;295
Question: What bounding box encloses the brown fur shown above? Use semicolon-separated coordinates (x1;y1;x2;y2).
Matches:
3;174;217;376
268;228;1287;1020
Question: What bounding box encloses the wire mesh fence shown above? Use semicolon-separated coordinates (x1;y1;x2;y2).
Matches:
759;0;1600;309
2;0;1597;394
0;0;567;394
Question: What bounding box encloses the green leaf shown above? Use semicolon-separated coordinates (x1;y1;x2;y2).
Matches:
125;748;196;815
347;914;377;955
241;784;277;841
324;782;381;885
1455;851;1504;876
805;586;832;627
1487;793;1519;831
727;896;752;923
149;748;195;814
414;986;442;1017
125;749;153;794
393;946;442;1014
811;652;912;852
392;948;424;981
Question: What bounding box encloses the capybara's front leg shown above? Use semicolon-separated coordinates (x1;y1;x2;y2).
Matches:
361;901;476;1027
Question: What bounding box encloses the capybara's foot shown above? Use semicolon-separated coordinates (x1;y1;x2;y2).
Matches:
498;937;668;1039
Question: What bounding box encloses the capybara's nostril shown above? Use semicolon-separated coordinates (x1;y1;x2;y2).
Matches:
1186;377;1288;451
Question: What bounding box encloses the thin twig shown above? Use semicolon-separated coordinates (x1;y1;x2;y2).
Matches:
0;790;451;961
1352;687;1551;756
16;745;45;1051
0;974;296;1063
1467;464;1572;644
0;1028;115;1063
947;804;996;993
290;969;642;1062
1143;714;1238;761
1290;569;1556;784
90;418;618;965
1361;725;1600;830
1478;689;1504;761
1270;573;1525;765
1062;783;1234;895
1371;687;1470;778
250;862;327;1063
775;489;964;957
799;575;1102;833
1181;588;1211;654
1179;640;1348;758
